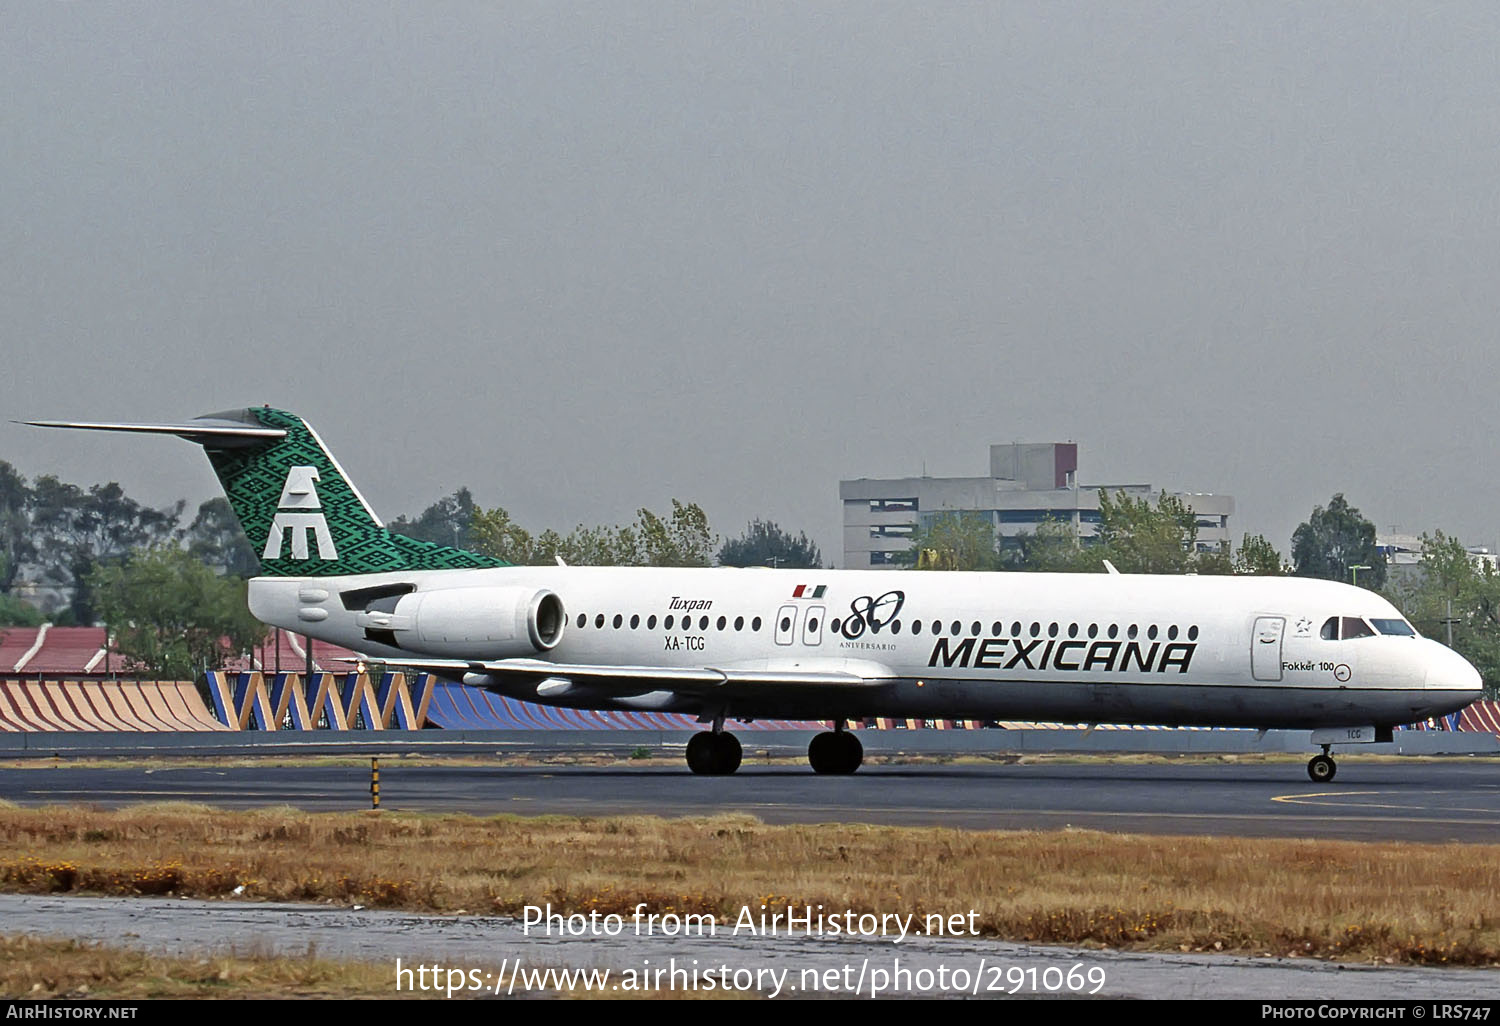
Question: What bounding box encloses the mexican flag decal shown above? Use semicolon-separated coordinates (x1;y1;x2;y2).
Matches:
791;584;826;599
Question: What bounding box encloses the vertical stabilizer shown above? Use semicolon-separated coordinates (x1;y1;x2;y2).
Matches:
26;407;508;577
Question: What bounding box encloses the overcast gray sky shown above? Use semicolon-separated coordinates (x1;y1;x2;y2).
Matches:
6;2;1500;563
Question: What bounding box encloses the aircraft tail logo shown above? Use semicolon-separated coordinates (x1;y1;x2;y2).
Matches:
263;466;339;561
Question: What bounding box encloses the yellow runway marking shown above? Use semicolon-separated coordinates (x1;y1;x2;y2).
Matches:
1271;790;1500;814
731;802;1500;829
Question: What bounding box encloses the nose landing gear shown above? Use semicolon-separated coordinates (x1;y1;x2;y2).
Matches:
1307;745;1337;783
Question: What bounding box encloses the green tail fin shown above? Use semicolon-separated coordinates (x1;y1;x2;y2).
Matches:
25;406;508;576
202;407;507;576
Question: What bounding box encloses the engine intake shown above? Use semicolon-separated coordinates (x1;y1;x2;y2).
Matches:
386;587;565;658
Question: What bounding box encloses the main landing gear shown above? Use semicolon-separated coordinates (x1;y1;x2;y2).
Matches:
808;721;863;775
683;717;865;776
1307;745;1337;783
686;717;742;776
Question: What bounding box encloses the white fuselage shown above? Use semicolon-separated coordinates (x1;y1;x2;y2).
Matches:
248;566;1482;729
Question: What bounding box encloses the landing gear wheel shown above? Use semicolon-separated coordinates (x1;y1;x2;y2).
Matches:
808;731;863;775
713;732;742;775
1307;754;1337;783
686;731;742;775
686;731;717;775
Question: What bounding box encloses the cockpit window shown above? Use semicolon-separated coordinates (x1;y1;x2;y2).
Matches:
1320;616;1338;641
1341;616;1376;639
1371;618;1417;636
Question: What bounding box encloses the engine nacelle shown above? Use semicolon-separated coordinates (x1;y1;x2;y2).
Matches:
388;587;565;658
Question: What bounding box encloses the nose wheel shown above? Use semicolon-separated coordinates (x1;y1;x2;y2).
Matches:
1307;746;1337;783
808;726;863;775
686;731;742;775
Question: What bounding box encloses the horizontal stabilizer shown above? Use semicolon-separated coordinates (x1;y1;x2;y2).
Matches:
21;417;285;449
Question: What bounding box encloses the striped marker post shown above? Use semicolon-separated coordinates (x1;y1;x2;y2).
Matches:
371;757;380;810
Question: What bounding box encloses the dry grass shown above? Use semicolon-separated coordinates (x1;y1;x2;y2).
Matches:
0;804;1496;966
0;935;744;1000
0;934;403;999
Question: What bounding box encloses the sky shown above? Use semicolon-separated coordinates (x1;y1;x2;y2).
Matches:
6;2;1500;564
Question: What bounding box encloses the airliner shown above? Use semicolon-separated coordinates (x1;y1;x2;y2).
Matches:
28;407;1483;781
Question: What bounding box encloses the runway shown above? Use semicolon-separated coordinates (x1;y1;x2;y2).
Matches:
3;759;1499;841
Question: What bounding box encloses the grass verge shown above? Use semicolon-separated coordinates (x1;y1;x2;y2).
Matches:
0;804;1495;967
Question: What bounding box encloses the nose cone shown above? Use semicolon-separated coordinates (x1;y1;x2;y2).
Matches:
1425;641;1483;693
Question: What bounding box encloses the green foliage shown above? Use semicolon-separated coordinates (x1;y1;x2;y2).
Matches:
0;460;31;595
469;501;717;567
1094;491;1207;574
89;546;267;681
389;488;480;550
183;497;259;578
902;511;1001;571
1234;533;1287;575
999;492;1229;575
0;594;44;627
27;475;182;623
1292;494;1385;589
1383;531;1500;696
1005;516;1085;571
718;519;823;569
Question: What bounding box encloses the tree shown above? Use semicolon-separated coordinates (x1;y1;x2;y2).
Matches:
1005;515;1089;572
1093;491;1204;574
902;512;1000;571
718;520;823;569
1292;494;1385;589
390;488;480;550
183;497;259;578
469;501;716;567
0;461;31;594
1000;492;1228;575
636;501;715;567
1383;531;1500;696
90;545;267;681
1234;533;1287;575
0;594;44;627
27;476;182;623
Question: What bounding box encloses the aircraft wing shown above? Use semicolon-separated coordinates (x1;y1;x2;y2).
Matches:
395;656;897;697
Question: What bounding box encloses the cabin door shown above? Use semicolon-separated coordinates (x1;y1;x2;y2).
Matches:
1251;616;1285;681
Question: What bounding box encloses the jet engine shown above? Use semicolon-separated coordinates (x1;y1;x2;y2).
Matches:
363;587;565;658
